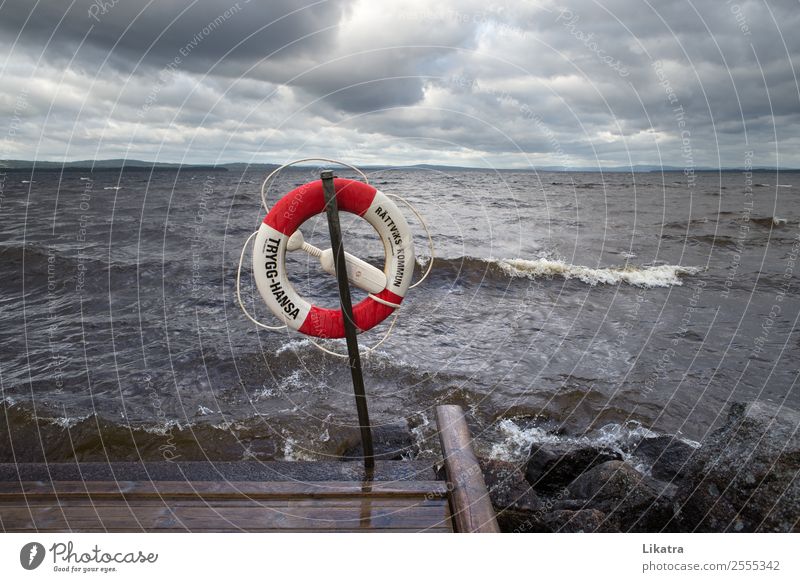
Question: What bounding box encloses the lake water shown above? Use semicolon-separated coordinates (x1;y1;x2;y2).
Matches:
1;166;798;463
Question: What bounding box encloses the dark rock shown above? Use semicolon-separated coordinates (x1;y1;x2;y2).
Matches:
496;509;550;533
568;460;674;532
479;458;543;512
554;497;593;511
340;421;415;461
674;401;800;532
634;435;697;481
525;442;621;492
647;479;679;500
497;479;586;532
569;460;652;501
542;509;618;533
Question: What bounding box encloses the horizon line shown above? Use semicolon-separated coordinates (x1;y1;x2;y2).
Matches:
1;158;797;172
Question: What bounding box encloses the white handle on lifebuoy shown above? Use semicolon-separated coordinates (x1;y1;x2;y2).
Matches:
239;157;436;355
252;178;413;338
287;231;387;295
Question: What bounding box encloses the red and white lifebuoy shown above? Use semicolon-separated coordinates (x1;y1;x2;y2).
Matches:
252;178;414;338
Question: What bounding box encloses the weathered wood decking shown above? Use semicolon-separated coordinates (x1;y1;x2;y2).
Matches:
0;405;498;533
436;405;500;533
0;480;452;532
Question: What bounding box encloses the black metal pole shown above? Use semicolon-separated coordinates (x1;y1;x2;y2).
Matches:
320;170;375;469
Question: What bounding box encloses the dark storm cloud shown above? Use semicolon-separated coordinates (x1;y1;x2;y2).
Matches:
0;0;348;75
285;49;442;112
1;0;799;167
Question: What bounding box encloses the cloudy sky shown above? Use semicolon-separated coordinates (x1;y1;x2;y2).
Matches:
0;0;798;169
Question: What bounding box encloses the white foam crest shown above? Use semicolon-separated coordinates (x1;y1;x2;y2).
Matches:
141;419;184;435
281;434;318;461
409;412;435;459
279;369;305;393
48;414;91;429
488;419;560;461
591;422;658;449
488;419;665;463
495;258;702;287
254;385;278;401
275;338;312;355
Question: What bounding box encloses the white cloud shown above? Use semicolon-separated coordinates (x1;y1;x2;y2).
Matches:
1;0;799;168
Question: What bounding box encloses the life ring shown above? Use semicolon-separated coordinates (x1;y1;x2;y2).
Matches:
252;178;415;338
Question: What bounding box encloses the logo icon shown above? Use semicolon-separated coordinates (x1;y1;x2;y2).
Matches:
20;542;46;570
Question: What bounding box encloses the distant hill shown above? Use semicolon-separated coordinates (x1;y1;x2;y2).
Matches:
402;163;790;172
0;159;228;171
219;162;280;172
1;159;795;173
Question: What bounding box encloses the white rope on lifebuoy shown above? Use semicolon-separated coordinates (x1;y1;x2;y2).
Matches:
253;178;414;338
238;158;435;357
260;158;369;213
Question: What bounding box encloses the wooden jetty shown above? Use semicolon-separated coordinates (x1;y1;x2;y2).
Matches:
0;405;499;533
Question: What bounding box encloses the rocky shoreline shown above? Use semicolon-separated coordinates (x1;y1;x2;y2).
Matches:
3;396;796;532
479;401;799;532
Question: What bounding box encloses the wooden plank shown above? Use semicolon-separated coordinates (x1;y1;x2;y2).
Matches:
2;497;448;509
0;504;448;519
10;527;453;533
0;507;450;526
0;461;438;483
436;405;499;533
0;501;451;532
0;475;454;532
0;454;461;533
0;480;448;500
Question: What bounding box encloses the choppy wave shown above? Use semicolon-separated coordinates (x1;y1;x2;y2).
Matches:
421;256;701;287
495;258;701;287
0;400;364;462
662;214;793;229
749;216;790;227
487;417;698;467
663;217;712;228
695;234;744;248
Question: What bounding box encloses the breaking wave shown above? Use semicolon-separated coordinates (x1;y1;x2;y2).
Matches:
494;258;702;287
421;256;702;287
487;417;699;470
749;216;790;227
